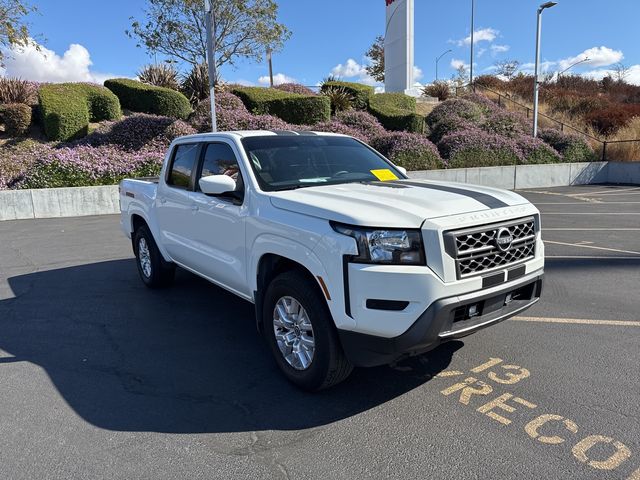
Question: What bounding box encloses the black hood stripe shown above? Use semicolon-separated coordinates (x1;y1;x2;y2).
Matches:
387;180;509;209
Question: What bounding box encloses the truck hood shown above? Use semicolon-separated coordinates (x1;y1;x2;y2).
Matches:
269;180;529;228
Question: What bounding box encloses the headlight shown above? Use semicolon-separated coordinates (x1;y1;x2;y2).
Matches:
332;223;426;266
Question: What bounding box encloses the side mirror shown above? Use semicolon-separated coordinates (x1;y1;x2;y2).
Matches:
395;166;408;176
199;175;236;195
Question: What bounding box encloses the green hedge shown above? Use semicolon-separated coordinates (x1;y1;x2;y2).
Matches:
104;78;191;119
38;83;121;141
368;93;425;133
230;87;330;125
320;81;374;110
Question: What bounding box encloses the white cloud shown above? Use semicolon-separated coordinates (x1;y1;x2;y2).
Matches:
477;48;487;58
1;40;118;83
451;58;470;71
257;72;296;86
413;65;423;81
331;58;367;78
558;46;623;71
520;61;557;74
491;44;510;55
457;28;499;47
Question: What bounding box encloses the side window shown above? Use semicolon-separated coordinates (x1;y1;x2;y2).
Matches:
167;144;199;189
199;143;240;182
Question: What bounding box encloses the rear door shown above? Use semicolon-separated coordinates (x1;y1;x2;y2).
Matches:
187;141;249;296
155;142;201;265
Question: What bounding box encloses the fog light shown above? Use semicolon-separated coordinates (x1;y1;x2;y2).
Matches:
468;303;480;318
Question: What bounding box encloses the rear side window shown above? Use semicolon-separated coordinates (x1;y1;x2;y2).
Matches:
168;144;199;189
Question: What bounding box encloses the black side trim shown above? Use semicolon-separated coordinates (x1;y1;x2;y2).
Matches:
366;299;410;311
388;180;509;209
342;256;352;318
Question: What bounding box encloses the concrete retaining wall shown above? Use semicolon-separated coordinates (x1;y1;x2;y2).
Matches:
0;162;637;221
0;185;119;221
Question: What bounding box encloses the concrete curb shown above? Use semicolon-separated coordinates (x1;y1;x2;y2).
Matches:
0;162;638;221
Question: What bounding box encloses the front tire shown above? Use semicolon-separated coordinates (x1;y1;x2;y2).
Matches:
133;225;175;288
263;270;353;391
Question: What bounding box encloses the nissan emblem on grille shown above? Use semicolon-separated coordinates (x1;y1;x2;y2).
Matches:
445;217;537;279
494;227;514;252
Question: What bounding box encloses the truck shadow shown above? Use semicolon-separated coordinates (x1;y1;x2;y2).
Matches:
0;260;462;433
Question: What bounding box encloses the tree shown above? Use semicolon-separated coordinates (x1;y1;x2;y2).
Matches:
127;0;291;70
365;36;385;83
452;65;468;87
612;63;630;83
493;59;520;80
0;0;37;66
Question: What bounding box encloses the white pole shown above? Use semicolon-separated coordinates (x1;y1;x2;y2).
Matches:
204;0;217;132
532;7;542;137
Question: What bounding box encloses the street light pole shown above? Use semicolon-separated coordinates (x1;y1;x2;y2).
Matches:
533;1;558;138
204;0;217;132
558;57;590;78
469;0;475;86
267;48;274;87
435;49;452;82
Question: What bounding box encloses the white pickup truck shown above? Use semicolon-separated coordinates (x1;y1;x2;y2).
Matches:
120;130;544;390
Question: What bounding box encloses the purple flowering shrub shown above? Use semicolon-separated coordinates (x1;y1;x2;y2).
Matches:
370;132;443;171
538;128;595;162
426;98;484;129
480;109;529;138
517;135;562;164
334;110;386;141
14;143;165;189
439;129;522;168
461;92;500;114
310;121;368;142
274;83;317;96
429;116;477;144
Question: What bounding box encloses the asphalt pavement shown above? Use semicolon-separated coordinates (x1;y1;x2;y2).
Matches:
0;184;638;480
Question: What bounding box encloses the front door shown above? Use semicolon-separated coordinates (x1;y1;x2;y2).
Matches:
188;141;249;297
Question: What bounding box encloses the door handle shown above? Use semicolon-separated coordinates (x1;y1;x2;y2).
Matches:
159;197;166;204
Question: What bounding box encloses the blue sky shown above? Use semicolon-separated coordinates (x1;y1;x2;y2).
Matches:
5;0;640;86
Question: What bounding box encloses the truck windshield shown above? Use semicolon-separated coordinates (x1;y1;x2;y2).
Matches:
240;135;406;192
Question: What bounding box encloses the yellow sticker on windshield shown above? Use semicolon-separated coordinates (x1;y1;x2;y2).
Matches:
371;169;399;181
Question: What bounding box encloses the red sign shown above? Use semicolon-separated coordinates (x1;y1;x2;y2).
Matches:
386;0;396;5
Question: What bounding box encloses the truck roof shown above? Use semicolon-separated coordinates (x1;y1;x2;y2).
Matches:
174;130;349;142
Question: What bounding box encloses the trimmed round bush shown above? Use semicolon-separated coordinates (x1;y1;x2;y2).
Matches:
104;78;192;119
462;92;501;114
2;103;32;136
38;83;121;141
189;93;249;132
538;128;595;162
517;135;562;164
426;98;484;128
320;81;374;110
370;132;443;171
231;86;330;125
274;83;317;95
334;110;385;141
368;93;425;133
439;129;523;168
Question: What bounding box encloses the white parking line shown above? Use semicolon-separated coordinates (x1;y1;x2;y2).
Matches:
544;240;640;256
545;228;640;231
513;316;640;327
546;255;640;259
571;187;640;196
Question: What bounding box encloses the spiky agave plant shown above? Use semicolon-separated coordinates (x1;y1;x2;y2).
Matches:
137;64;180;90
0;77;38;105
181;63;210;106
321;86;354;114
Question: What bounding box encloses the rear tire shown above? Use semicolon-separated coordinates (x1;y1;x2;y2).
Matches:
262;270;353;391
133;224;175;288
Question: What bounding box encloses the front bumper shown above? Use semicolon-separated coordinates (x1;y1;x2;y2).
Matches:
338;273;543;367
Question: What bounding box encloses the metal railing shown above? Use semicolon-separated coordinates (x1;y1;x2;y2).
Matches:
455;83;640;162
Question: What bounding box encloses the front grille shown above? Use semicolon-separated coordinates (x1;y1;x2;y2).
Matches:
444;217;537;279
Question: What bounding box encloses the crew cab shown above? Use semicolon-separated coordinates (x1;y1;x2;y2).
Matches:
120;131;544;391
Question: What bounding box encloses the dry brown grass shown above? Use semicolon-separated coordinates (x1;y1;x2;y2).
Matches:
605;117;640;161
